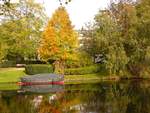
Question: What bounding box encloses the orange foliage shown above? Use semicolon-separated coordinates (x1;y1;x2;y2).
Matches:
38;6;78;61
38;103;61;113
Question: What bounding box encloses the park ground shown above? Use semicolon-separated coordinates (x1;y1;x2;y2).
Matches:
0;68;119;84
0;67;150;91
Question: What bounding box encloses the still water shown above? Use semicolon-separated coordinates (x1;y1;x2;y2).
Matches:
0;80;150;113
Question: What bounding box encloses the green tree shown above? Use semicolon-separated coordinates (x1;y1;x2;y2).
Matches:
81;0;150;77
0;0;71;16
82;10;129;75
0;0;47;62
0;40;7;62
136;0;150;40
109;1;138;76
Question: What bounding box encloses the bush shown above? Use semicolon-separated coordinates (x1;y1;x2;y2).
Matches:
65;51;93;68
25;64;53;75
127;63;143;77
65;65;100;75
0;60;16;68
24;60;47;64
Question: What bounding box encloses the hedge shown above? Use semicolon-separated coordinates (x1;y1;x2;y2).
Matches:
64;65;100;75
25;64;53;75
0;60;16;68
24;60;47;64
65;52;93;68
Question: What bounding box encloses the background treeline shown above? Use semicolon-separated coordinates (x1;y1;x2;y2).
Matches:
81;0;150;77
0;0;47;64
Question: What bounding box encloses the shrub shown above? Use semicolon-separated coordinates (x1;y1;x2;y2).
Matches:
64;65;100;75
65;51;93;68
127;63;143;77
24;60;47;64
25;64;53;75
0;60;16;68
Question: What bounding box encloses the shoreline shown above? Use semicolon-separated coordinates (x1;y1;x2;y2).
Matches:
0;68;150;84
65;76;150;84
0;74;149;91
64;75;120;84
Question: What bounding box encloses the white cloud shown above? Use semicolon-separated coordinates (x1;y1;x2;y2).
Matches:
10;0;19;3
42;0;110;29
11;0;110;29
65;0;110;29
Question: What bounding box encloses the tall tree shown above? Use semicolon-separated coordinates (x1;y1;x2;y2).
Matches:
0;0;47;62
136;0;150;41
0;0;71;16
109;1;139;76
38;7;78;74
81;0;150;76
96;11;128;75
0;40;7;62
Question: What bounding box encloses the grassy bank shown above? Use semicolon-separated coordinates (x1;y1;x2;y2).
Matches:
0;83;20;90
0;68;119;84
0;68;25;83
65;74;119;84
1;68;149;91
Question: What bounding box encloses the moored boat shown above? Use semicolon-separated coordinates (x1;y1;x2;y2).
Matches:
18;73;64;85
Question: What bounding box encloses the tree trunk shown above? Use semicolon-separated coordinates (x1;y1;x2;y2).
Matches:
53;60;64;75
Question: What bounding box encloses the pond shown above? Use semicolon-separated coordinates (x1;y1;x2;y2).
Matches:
0;80;150;113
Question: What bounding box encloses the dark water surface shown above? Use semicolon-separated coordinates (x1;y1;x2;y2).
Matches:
0;80;150;113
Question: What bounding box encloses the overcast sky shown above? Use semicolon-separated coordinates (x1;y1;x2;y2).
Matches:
9;0;110;29
42;0;110;29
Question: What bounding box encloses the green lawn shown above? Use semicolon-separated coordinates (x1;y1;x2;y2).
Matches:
65;74;119;84
0;68;103;83
0;68;120;90
0;68;26;83
0;68;119;84
0;83;20;90
65;74;102;84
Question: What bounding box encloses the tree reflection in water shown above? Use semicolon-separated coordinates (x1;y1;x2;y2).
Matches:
0;80;150;113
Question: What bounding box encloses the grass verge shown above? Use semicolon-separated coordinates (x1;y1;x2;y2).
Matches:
0;68;119;84
0;83;20;90
0;68;25;83
0;68;120;90
65;74;119;84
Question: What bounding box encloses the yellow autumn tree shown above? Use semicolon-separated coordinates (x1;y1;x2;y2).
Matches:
38;6;78;74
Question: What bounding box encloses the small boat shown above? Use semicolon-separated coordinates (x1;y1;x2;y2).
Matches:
18;73;64;86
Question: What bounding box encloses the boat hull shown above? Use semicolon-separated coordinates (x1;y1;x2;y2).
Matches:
20;73;64;86
17;81;64;86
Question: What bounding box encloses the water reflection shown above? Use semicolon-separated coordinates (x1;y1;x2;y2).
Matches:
20;84;64;93
0;80;150;113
